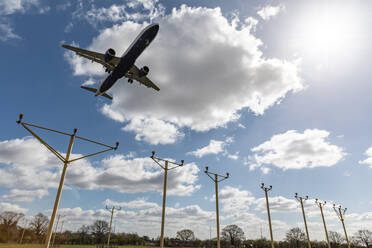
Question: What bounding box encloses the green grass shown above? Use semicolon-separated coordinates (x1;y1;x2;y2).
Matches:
0;245;152;248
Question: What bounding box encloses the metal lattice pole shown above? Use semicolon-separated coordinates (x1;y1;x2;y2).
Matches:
261;183;274;248
205;167;229;248
150;151;184;248
16;114;119;248
333;204;350;248
295;193;311;248
315;199;331;248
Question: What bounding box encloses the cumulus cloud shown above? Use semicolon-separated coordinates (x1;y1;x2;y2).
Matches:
257;4;285;21
358;146;372;168
56;199;215;238
187;140;226;158
0;0;39;15
75;0;164;27
0;137;200;196
2;188;48;202
217;186;256;214
104;198;159;209
250;129;346;171
0;22;20;41
93;155;200;195
0;0;43;42
255;196;298;213
0;202;27;213
122;118;184;145
64;4;303;145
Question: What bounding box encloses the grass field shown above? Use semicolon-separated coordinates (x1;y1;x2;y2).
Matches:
0;245;152;248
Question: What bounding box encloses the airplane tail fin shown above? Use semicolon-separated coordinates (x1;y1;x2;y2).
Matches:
80;86;113;100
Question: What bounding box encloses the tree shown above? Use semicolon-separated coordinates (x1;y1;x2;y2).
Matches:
29;213;49;243
221;224;245;246
176;229;196;241
285;227;306;248
77;224;91;244
329;231;344;248
0;211;24;242
90;220;109;244
354;230;372;248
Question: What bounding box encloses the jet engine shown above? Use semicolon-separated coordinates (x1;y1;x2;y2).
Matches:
138;66;149;77
104;48;116;62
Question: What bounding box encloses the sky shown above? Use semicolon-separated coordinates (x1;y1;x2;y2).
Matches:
0;0;372;241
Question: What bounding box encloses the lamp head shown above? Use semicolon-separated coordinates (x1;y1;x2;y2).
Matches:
16;113;23;124
151;151;155;158
226;172;230;178
269;185;272;189
295;192;298;197
181;160;184;166
114;141;119;150
261;183;264;188
205;166;208;172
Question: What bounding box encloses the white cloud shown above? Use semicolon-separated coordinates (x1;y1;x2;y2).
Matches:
93;155;200;195
227;152;239;160
104;198;159;209
75;0;164;27
217;186;256;214
0;0;39;15
255;196;298;213
0;202;27;213
57;199;215;238
0;22;20;41
64;4;303;145
358;146;372;168
0;0;46;42
257;4;285;21
0;137;200;196
187;137;235;158
250;129;346;171
122;118;184;145
187;140;226;158
2;188;48;202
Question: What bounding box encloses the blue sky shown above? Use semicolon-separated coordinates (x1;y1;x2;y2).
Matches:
1;0;372;241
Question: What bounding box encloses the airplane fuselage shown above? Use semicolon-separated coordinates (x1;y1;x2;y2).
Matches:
96;23;159;96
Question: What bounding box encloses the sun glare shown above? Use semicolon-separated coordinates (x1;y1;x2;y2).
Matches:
291;2;364;68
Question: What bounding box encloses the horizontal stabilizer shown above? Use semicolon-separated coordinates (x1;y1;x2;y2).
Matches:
81;86;97;93
80;86;113;100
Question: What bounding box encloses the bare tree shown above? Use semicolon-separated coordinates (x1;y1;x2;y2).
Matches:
29;213;49;243
0;211;24;242
176;229;195;241
329;231;344;248
354;230;372;248
285;227;306;248
90;220;109;244
222;224;245;246
77;224;90;244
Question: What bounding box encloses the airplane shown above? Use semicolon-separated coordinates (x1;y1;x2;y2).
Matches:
62;23;160;100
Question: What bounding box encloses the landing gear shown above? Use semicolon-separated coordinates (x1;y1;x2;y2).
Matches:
128;79;133;84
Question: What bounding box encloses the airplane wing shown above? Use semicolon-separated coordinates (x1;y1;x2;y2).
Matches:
126;65;160;91
62;44;121;71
